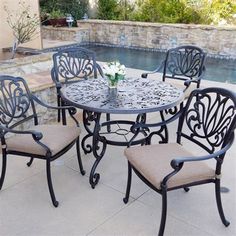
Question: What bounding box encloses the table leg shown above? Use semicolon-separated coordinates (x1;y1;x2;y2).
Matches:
81;110;96;154
89;112;107;189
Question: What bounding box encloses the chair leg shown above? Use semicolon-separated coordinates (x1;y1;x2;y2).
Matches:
158;188;168;236
106;113;111;132
27;157;34;167
61;99;67;125
215;179;230;227
46;159;59;207
57;95;61;123
76;138;86;175
123;161;132;204
0;152;7;190
184;187;190;192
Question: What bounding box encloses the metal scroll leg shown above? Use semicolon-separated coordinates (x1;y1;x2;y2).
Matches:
89;113;107;189
215;179;230;226
27;157;34;167
123;161;132;204
158;186;168;236
61;99;67;126
106;113;111;132
0;151;7;190
76;138;86;175
81;110;95;155
46;159;59;207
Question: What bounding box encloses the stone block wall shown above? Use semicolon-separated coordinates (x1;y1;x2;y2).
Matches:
42;26;90;43
76;20;236;58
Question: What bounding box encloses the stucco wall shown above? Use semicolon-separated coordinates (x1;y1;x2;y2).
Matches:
0;0;42;50
76;20;236;58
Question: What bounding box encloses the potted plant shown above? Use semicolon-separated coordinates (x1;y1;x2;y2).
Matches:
49;9;67;27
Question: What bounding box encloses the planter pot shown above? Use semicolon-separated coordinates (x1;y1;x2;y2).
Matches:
49;18;67;27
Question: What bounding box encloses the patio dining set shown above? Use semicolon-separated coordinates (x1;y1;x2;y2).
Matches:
0;45;235;236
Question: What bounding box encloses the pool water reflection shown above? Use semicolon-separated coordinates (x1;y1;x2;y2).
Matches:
84;45;236;84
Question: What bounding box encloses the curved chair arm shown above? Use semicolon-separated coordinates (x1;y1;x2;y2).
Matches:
0;125;52;155
130;108;182;133
32;95;79;126
128;109;183;147
96;63;104;78
161;135;234;187
51;68;62;89
32;95;75;111
171;135;234;169
0;125;43;141
141;61;165;78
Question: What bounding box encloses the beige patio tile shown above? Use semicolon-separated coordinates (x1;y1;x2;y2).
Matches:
88;200;212;236
137;182;236;236
0;165;131;236
65;143;149;199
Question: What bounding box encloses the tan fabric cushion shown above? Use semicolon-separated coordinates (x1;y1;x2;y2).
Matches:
124;143;215;189
6;125;81;156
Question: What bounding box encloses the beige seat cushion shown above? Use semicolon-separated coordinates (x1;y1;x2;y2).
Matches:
124;143;215;189
6;125;81;156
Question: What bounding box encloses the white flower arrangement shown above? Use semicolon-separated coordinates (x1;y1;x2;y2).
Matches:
103;61;126;87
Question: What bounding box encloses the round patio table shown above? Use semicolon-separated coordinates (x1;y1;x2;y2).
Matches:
61;77;184;188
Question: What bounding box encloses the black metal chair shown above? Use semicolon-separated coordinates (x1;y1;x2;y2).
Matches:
123;87;236;235
142;45;206;97
51;46;106;124
0;75;85;207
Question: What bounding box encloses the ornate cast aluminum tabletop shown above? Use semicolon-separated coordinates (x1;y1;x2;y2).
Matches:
62;77;183;114
61;77;184;188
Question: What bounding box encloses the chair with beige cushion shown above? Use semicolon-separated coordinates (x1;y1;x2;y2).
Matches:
142;45;206;98
123;87;236;235
0;75;85;207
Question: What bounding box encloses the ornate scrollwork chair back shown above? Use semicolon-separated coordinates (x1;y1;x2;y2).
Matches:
0;75;85;207
51;47;102;85
123;87;236;236
142;45;206;96
51;46;104;124
177;87;236;154
0;76;38;129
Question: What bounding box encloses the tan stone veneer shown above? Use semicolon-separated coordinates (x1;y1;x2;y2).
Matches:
74;20;236;58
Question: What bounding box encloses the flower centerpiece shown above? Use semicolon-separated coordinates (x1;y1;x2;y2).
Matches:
103;61;126;88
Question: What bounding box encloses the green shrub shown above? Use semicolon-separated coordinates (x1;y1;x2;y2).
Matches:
40;0;88;21
132;0;236;25
97;0;119;20
131;0;202;24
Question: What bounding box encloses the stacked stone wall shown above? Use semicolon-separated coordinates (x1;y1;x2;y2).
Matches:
75;20;236;58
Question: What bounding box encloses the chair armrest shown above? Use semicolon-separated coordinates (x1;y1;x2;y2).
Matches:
141;61;164;78
32;95;76;112
51;68;62;89
0;125;43;141
128;109;182;147
131;109;182;132
170;135;234;169
32;95;79;126
96;63;104;78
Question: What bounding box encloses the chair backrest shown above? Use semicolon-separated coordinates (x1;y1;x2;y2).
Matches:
0;75;37;129
163;45;206;84
177;87;236;155
51;47;100;85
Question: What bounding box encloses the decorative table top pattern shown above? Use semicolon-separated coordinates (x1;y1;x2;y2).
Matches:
62;77;184;114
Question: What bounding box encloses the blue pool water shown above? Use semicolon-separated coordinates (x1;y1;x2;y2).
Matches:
83;45;236;84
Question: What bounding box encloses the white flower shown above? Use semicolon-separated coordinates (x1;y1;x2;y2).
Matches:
103;61;126;77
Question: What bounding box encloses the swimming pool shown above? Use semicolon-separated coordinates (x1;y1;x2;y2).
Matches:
82;45;236;84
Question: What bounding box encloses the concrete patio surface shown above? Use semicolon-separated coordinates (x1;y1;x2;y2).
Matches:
0;67;235;236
